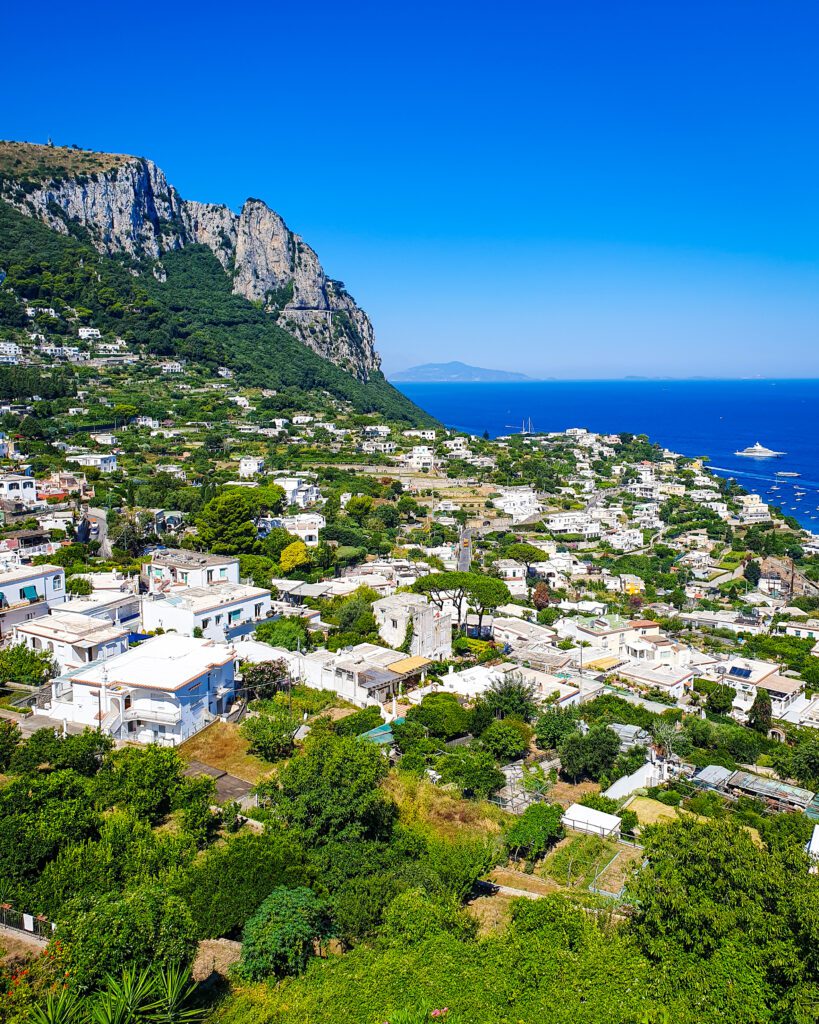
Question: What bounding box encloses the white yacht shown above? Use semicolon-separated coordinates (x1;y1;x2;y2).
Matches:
734;441;786;458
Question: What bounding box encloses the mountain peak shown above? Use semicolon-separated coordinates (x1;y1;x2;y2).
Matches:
0;140;378;380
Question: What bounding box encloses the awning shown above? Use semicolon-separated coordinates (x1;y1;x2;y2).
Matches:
586;655;621;671
21;585;39;601
386;655;432;675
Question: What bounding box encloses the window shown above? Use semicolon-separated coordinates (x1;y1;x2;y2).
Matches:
220;568;227;578
53;576;62;589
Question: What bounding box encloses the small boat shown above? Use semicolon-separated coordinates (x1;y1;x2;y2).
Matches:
776;471;800;477
734;441;786;458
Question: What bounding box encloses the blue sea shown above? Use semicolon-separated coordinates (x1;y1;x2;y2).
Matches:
395;379;819;532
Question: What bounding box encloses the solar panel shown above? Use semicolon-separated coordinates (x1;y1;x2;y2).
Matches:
729;666;752;679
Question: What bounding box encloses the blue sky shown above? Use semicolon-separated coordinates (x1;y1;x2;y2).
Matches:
3;0;819;377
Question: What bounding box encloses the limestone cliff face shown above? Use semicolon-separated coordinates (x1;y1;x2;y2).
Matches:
0;151;379;378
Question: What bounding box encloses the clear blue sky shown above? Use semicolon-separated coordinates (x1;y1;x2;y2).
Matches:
4;0;819;378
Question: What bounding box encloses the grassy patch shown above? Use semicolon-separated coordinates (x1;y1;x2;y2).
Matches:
178;722;273;784
541;833;618;889
383;772;510;842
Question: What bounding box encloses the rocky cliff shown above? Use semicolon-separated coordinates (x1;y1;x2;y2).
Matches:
0;142;379;379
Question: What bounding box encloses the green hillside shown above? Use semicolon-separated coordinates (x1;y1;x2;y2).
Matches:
0;201;435;425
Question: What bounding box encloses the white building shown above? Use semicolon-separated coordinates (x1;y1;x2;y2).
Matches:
273;475;321;508
160;361;184;374
292;642;430;707
15;610;129;673
141;581;272;640
0;474;39;508
492;487;542;523
372;593;452;659
146;549;240;591
78;327;101;340
406;446;435;471
67;452;118;473
239;456;265;478
736;494;771;524
0;563;66;636
44;634;237;745
561;802;621;838
263;512;326;547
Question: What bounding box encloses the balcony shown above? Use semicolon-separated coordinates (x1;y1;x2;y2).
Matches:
122;705;182;725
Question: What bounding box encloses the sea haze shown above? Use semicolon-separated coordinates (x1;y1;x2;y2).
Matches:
395;379;819;531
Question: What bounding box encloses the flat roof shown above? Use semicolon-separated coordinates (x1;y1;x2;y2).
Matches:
151;582;270;613
16;610;128;647
151;548;238;569
68;634;234;692
562;802;621;830
0;563;63;584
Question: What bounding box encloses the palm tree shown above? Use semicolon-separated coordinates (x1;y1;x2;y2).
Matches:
30;989;87;1024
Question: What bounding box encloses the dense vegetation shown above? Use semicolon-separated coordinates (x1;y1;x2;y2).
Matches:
0;201;433;424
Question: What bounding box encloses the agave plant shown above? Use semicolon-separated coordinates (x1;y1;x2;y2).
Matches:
146;964;206;1024
29;988;88;1024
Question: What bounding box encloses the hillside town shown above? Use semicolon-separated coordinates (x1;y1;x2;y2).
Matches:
2;135;819;1023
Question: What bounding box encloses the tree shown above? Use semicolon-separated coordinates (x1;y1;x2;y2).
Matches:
280;540;310;574
236;886;330;980
241;710;298;762
65;575;93;596
345;495;375;524
406;692;471;740
256;616;309;651
58;883;198;989
504;803;564;860
747;688;772;734
380;887;476;947
0;642;56;686
436;747;505;799
557;732;587;782
504;543;547;575
744;559;762;587
484;672;539;722
465;574;511;632
0;718;21;770
257;734;395;844
196;490;262;554
582;725;620;780
535;707;579;750
480;719;529;762
240;658;290;698
706;682;736;715
791;737;819;788
532;581;551;610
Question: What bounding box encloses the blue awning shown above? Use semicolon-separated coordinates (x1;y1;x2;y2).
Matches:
21;585;39;601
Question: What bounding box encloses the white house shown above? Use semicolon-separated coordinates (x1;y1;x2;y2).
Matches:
59;588;141;626
141;581;272;640
0;563;66;636
67;452;118;474
736;494;771;524
273;475;321;508
160;361;184;374
292;642;430;707
78;327;101;340
239;456;265;478
0;474;39;508
372;593;452;659
15;610;129;673
263;512;326;547
146;550;240;591
44;634;237;746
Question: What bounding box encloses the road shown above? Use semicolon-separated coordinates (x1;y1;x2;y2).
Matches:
87;507;112;558
457;528;473;571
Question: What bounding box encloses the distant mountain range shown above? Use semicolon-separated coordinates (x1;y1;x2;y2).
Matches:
391;361;532;383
